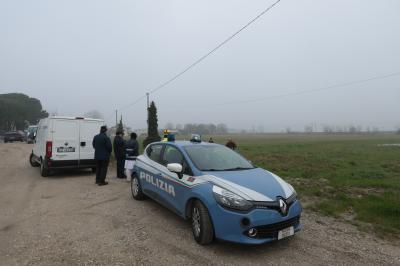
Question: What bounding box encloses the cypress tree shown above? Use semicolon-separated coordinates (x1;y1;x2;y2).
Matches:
143;101;161;147
117;116;124;134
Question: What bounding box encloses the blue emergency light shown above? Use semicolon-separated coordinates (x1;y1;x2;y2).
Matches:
162;129;176;142
190;134;201;143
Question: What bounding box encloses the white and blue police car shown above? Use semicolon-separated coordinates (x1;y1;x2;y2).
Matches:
131;135;302;245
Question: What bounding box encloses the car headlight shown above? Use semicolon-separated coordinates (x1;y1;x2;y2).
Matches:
284;183;298;204
212;185;253;211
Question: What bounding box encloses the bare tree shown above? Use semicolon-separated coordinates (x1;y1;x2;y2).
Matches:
164;122;174;130
84;110;104;119
323;125;333;134
304;124;313;134
175;124;183;131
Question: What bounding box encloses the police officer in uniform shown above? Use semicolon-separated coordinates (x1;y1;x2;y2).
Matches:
113;130;126;178
92;125;112;186
124;132;139;181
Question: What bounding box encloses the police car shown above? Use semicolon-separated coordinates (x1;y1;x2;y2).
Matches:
131;134;302;245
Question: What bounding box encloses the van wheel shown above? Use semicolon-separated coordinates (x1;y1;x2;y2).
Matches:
131;174;145;200
29;153;40;167
191;200;214;245
40;158;49;177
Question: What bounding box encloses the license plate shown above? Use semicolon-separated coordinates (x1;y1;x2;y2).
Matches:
57;147;75;153
278;226;294;240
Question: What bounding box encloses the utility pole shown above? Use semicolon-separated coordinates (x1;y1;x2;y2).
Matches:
115;109;118;126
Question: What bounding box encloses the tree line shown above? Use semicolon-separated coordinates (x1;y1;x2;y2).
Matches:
164;122;228;135
0;93;48;131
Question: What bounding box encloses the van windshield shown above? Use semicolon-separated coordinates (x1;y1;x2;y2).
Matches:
184;145;254;171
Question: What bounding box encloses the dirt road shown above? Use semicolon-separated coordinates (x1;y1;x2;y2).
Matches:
0;143;399;265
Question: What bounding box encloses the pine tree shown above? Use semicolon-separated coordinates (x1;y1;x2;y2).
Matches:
144;101;161;147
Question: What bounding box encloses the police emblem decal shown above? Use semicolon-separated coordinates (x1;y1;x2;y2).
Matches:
187;176;196;182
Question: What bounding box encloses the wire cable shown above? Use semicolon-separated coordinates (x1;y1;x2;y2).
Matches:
115;0;281;114
221;71;400;105
171;71;400;109
119;94;148;112
149;0;281;95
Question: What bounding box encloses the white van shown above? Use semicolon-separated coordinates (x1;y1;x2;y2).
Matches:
29;116;105;176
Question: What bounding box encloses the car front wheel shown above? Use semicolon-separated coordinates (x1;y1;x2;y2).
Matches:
191;200;214;245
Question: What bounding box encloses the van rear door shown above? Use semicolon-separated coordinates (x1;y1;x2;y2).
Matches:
52;119;79;165
79;120;101;166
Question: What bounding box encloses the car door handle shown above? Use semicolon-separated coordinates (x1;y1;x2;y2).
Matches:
80;142;86;147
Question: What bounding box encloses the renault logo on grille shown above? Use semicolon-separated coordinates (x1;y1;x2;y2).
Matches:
279;199;288;215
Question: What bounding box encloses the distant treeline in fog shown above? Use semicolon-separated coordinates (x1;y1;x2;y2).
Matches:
164;123;228;135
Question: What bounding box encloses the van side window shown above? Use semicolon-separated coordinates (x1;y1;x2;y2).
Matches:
146;144;163;163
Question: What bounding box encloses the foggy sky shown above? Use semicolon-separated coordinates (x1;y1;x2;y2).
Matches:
1;0;399;132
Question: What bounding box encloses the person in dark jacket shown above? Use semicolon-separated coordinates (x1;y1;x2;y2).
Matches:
225;138;237;150
113;130;126;179
92;126;112;186
124;132;139;181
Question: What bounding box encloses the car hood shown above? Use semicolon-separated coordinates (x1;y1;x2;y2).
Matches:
202;168;294;201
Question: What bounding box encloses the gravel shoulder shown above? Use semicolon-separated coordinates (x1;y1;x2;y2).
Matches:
0;143;399;265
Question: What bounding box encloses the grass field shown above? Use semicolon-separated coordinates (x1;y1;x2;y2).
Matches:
192;133;400;237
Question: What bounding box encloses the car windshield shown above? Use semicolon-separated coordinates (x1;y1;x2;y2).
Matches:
184;145;254;171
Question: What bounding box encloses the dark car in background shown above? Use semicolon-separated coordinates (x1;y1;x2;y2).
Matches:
4;131;24;143
25;125;38;143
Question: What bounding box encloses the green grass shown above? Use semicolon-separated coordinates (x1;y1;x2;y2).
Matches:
193;133;400;236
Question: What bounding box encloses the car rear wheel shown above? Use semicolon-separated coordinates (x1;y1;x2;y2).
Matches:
40;158;49;177
29;153;40;167
131;174;145;200
191;200;214;245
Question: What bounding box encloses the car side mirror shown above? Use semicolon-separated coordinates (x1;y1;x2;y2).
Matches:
167;163;183;179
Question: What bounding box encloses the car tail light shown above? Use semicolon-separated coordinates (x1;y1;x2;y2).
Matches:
46;141;52;158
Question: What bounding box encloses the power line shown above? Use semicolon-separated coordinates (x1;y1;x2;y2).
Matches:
104;70;400;122
149;0;281;95
230;71;400;105
116;0;281;113
119;94;148;112
175;71;400;109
